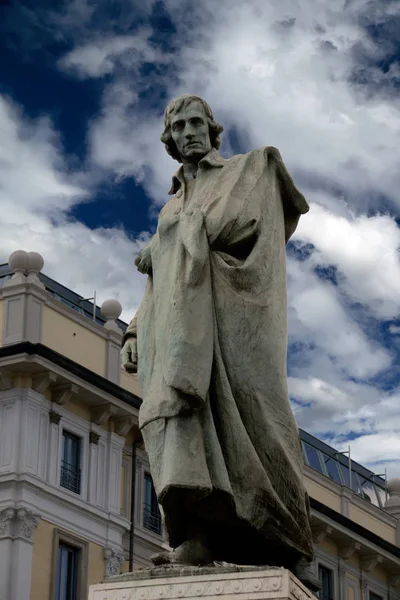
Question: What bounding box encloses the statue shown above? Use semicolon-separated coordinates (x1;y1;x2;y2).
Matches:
121;95;318;591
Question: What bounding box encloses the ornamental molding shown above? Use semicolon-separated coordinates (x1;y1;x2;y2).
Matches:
0;370;13;391
338;564;346;579
113;416;135;438
339;542;361;561
360;577;368;591
312;524;333;544
89;431;101;445
92;404;117;426
104;547;126;578
52;383;79;405
0;507;16;539
89;568;313;600
0;507;40;541
14;508;41;541
33;371;58;395
49;409;62;425
361;554;383;573
388;571;400;587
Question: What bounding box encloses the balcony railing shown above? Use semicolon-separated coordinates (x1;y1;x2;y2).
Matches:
60;460;81;495
143;501;162;535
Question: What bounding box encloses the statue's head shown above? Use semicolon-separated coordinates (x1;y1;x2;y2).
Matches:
161;95;224;164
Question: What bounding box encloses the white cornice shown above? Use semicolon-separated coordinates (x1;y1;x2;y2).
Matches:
0;282;48;302
0;353;139;417
0;476;130;548
311;508;400;569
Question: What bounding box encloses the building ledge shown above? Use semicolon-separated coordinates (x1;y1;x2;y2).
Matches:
311;496;400;573
0;341;141;411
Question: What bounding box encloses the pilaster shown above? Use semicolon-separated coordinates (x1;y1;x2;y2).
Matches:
88;426;108;509
105;329;123;385
0;508;14;600
0;507;40;600
340;487;353;518
338;561;346;600
17;390;50;479
47;408;62;486
107;432;125;514
0;393;20;475
360;574;368;600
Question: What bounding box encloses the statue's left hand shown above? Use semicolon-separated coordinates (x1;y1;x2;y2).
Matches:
135;244;152;275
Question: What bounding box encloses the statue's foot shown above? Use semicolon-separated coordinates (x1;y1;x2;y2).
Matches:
151;538;212;566
292;559;321;594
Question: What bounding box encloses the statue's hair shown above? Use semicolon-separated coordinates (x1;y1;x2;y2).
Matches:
160;95;224;162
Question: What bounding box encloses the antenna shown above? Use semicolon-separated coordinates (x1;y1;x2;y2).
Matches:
79;291;97;321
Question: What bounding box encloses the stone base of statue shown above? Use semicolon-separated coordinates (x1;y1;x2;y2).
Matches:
88;564;314;600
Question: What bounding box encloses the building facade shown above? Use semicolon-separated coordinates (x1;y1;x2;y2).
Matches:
0;250;399;600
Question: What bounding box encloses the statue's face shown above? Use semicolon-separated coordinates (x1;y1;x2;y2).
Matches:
170;101;212;164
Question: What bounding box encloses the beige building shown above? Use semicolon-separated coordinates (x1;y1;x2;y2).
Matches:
0;250;399;600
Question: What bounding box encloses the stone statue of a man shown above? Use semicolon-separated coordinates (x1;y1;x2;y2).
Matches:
121;95;318;590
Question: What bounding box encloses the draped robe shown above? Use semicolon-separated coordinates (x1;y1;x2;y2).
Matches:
123;146;314;566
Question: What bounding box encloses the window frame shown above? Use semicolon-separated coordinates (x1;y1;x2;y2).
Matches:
318;563;335;600
51;529;88;600
56;413;89;500
303;441;324;474
369;593;383;600
142;471;162;536
367;581;387;600
60;429;82;495
319;452;344;485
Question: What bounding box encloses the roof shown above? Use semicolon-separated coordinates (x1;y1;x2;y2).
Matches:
0;263;128;332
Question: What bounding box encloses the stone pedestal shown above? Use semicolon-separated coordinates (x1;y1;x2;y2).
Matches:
88;565;314;600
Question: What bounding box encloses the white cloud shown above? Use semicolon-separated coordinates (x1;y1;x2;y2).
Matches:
331;433;400;478
287;257;392;379
88;81;173;202
59;31;158;78
0;96;85;214
0;95;147;321
290;377;351;410
294;205;400;319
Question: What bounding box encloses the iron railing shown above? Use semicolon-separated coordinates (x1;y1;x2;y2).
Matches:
143;501;162;535
60;460;81;494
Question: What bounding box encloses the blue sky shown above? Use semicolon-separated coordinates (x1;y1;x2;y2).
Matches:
1;0;400;477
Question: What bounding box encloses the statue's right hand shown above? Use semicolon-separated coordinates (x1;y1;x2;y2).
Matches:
121;338;138;374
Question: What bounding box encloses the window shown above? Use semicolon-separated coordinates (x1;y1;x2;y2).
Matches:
56;543;79;600
303;443;324;474
369;593;383;600
60;431;81;494
321;453;342;484
319;565;334;600
358;477;381;507
143;473;162;535
51;530;88;600
374;485;386;509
